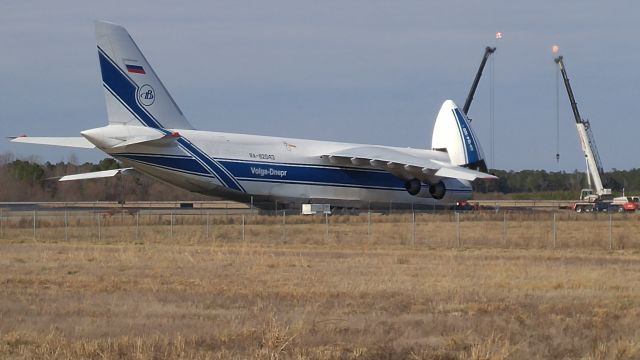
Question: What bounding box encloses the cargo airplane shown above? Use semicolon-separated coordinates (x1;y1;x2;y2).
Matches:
11;21;496;209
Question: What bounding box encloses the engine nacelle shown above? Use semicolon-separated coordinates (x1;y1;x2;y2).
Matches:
404;179;420;195
404;179;452;200
404;179;431;198
428;180;446;200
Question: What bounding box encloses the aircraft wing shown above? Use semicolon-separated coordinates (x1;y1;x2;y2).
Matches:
54;168;133;182
10;136;95;149
322;146;496;182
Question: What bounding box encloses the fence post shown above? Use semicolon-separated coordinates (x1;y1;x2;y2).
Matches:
170;210;174;240
97;211;101;241
33;209;37;240
64;209;68;242
135;212;139;241
502;211;507;247
456;212;461;248
282;211;286;242
367;210;371;241
609;213;613;250
205;210;210;239
325;212;329;242
1;208;4;239
242;214;245;242
412;210;416;247
552;212;557;249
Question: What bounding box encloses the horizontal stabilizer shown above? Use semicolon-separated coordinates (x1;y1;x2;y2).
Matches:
109;132;180;148
56;168;132;182
80;125;180;149
10;136;95;149
435;166;497;181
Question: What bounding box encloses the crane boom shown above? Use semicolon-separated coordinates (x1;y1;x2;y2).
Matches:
463;46;496;115
554;55;609;198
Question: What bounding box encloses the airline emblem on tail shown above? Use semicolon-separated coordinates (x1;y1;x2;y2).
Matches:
138;85;155;106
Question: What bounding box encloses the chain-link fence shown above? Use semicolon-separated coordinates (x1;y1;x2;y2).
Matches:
1;208;639;250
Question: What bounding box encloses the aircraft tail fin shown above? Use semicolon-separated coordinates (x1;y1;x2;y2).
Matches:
431;100;488;173
95;21;194;130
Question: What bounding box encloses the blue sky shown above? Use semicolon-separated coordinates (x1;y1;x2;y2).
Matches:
1;1;639;171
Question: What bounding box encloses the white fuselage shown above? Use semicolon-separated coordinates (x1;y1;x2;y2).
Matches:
96;128;472;208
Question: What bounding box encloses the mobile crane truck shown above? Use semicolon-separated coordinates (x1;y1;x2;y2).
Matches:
555;55;638;212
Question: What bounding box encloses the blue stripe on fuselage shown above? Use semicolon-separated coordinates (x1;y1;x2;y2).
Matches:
218;159;405;190
115;153;403;190
176;137;245;192
114;153;472;193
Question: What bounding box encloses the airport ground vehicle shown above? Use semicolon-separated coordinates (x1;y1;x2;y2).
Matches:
612;196;640;212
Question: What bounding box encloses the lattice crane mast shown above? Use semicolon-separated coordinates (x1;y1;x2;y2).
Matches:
554;55;612;202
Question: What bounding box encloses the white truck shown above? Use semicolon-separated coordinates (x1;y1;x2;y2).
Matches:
302;204;331;215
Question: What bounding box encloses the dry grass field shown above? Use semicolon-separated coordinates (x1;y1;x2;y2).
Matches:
1;212;640;359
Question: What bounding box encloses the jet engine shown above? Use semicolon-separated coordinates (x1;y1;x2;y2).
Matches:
404;179;421;195
405;179;434;198
429;180;446;200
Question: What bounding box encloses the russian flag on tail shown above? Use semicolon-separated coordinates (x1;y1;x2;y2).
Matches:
125;63;145;74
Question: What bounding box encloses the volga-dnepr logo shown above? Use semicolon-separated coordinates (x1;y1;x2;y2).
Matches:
138;84;155;106
250;167;287;178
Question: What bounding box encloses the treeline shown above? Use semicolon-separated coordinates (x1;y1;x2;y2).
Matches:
2;153;640;202
0;153;208;202
473;169;640;199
